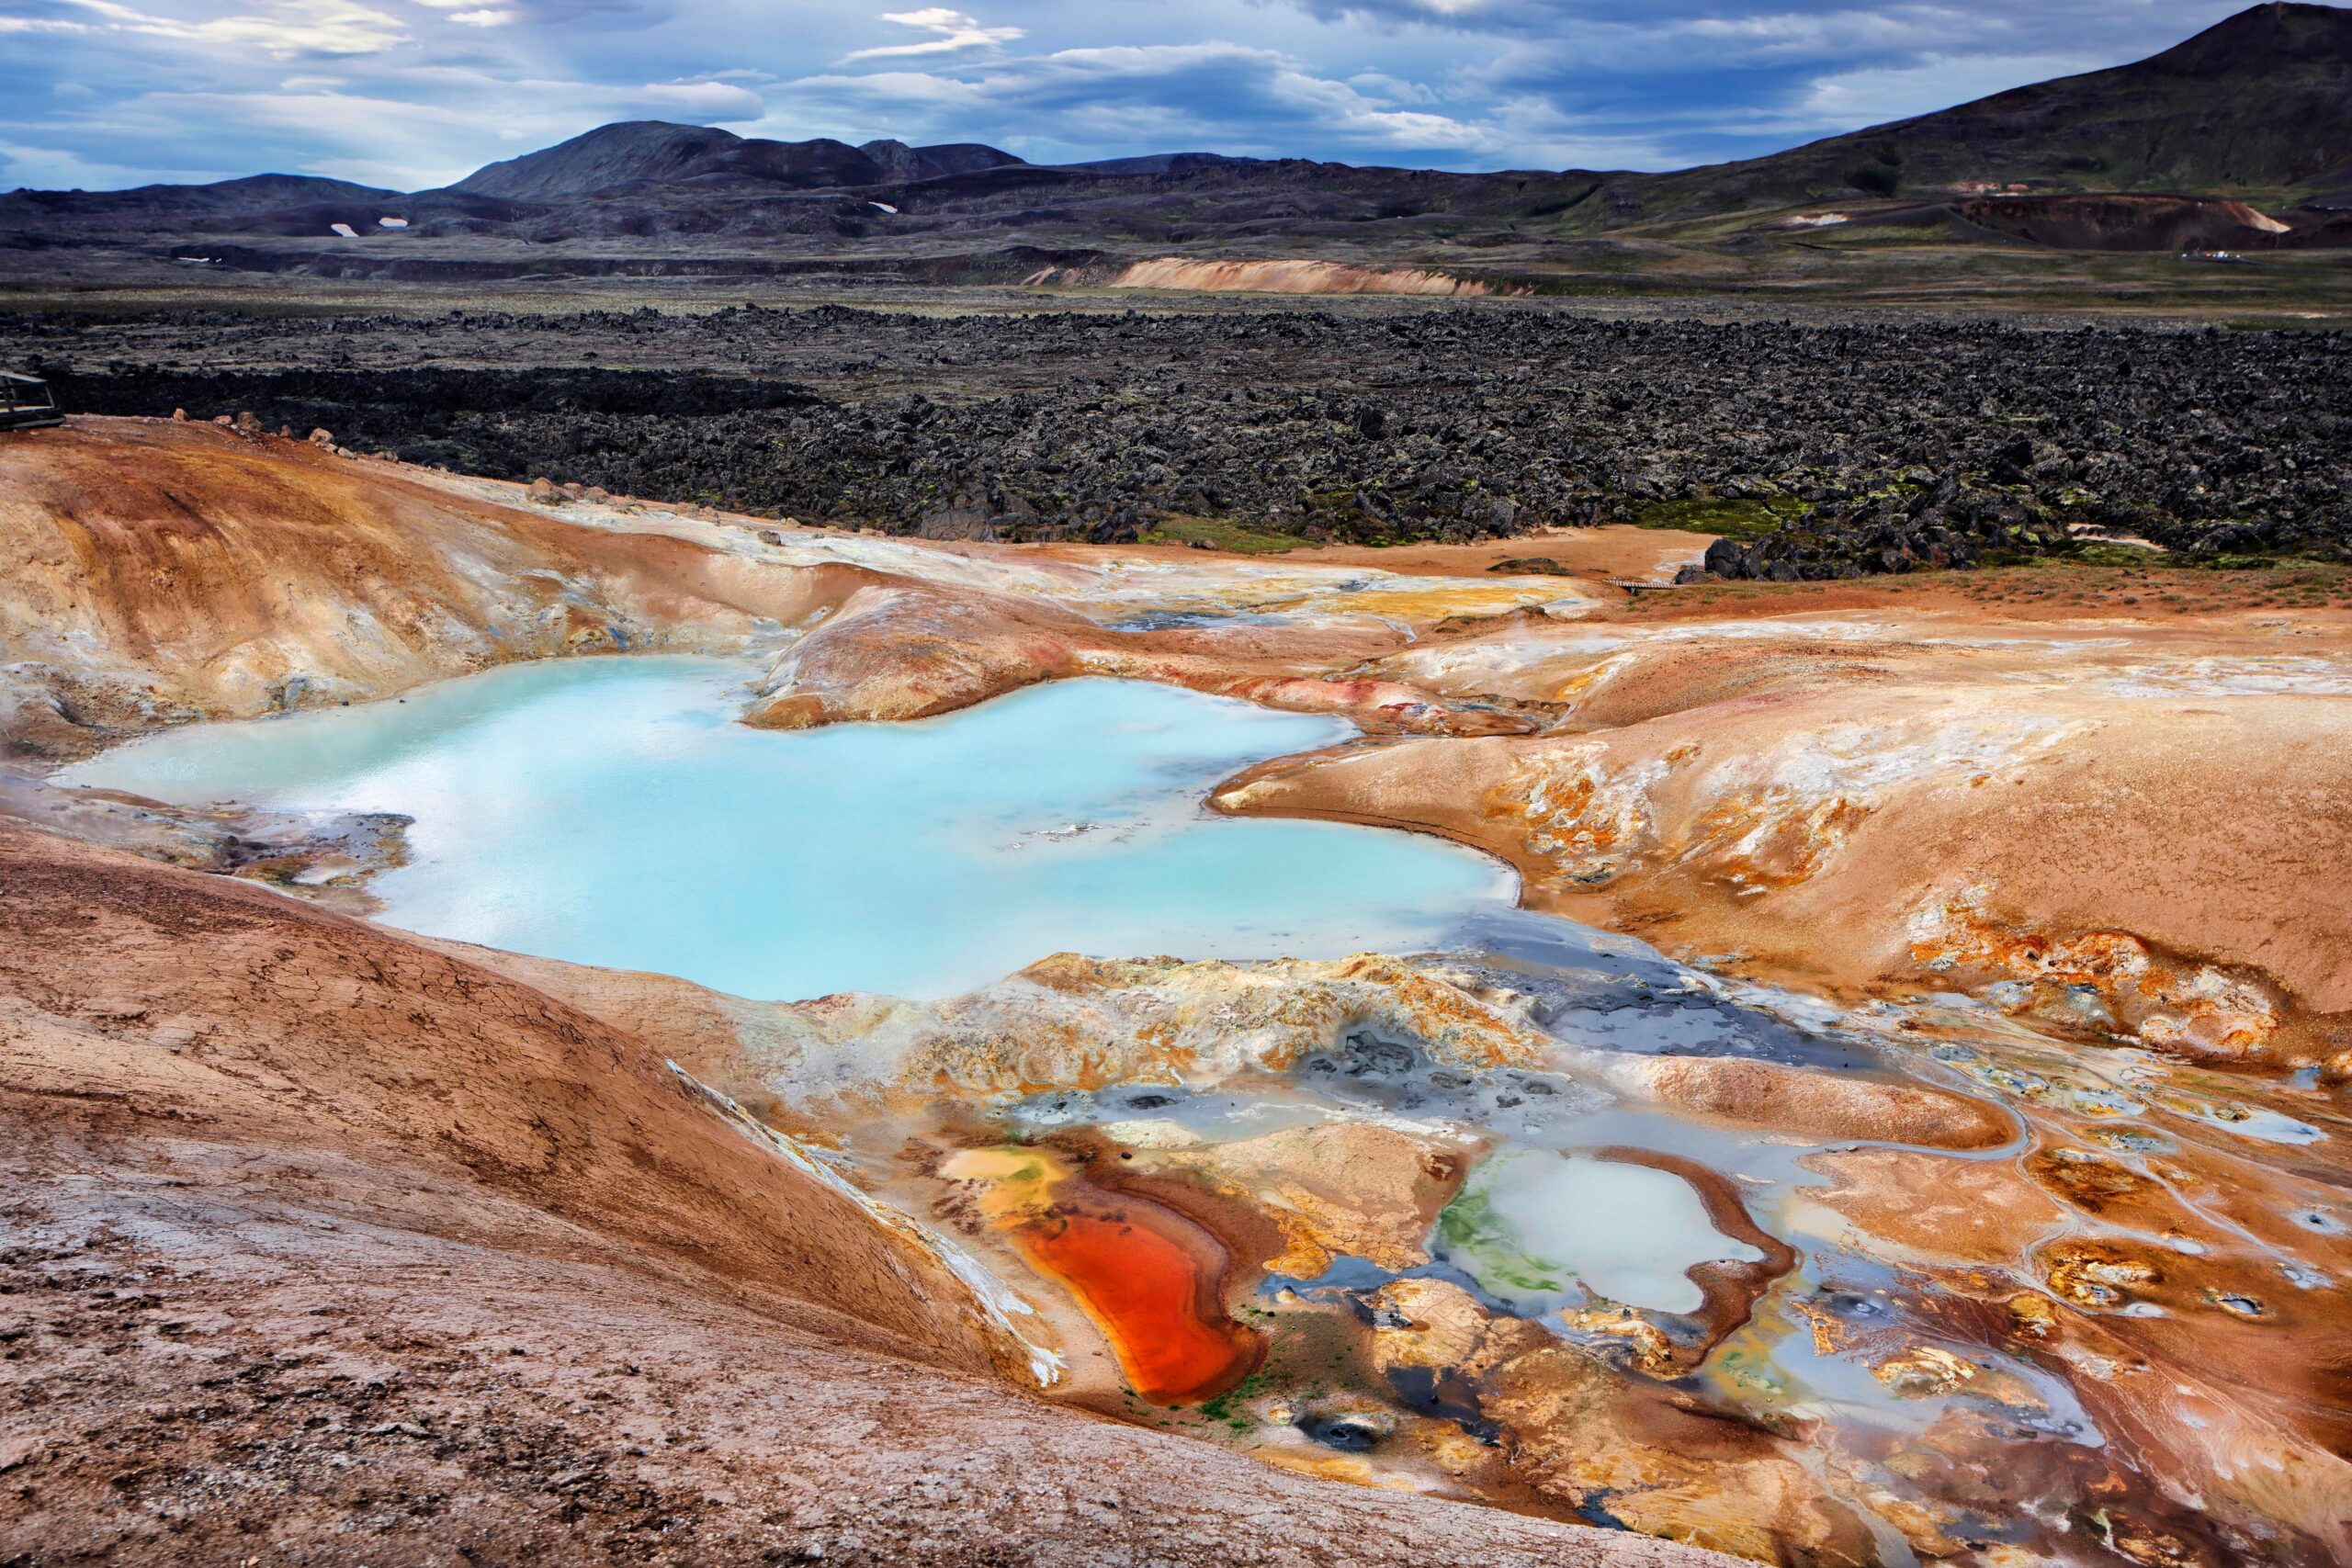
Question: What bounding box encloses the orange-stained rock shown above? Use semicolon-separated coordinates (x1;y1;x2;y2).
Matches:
1600;1054;2012;1149
1797;1146;2064;1266
0;416;844;757
1132;1121;1468;1277
1217;670;2352;1058
1481;1343;1877;1566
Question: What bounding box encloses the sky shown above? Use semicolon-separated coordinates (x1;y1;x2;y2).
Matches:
0;0;2258;192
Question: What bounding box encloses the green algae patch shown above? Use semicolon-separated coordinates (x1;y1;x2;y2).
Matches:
1436;1184;1569;1297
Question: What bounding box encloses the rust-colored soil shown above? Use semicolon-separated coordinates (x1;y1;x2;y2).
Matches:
1216;597;2352;1066
1598;561;2352;626
1047;526;1713;585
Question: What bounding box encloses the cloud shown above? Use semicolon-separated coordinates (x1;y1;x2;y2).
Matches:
0;0;2266;188
55;0;411;57
758;37;1675;168
0;136;198;187
0;68;769;189
1800;51;2104;123
841;7;1024;62
632;78;767;110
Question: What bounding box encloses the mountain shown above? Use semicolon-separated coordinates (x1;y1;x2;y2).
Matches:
0;175;530;240
1591;1;2352;228
2;6;2346;272
450;121;1025;201
0;173;398;220
1070;152;1269;176
412;4;2352;224
857;140;1025;182
452;121;742;200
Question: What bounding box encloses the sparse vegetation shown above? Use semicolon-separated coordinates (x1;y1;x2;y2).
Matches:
1138;514;1303;555
1634;496;1805;540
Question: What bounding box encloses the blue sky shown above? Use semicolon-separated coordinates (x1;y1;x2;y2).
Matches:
0;0;2255;192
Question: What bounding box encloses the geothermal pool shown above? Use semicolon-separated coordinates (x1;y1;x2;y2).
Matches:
62;659;1518;999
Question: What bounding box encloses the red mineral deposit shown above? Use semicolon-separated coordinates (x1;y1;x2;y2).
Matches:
1015;1204;1262;1404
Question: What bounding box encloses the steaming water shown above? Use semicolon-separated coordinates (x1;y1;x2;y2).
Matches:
62;658;1518;1000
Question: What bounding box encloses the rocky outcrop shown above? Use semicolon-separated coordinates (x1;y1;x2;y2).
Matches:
0;417;838;758
504;947;2008;1153
23;302;2351;561
742;576;1531;734
745;952;1557;1100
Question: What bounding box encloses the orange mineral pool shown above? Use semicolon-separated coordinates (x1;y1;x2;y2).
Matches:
1015;1204;1263;1404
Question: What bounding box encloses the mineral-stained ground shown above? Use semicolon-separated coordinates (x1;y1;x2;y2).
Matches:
1;291;2349;1568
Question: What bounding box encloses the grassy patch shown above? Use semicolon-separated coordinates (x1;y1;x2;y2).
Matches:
1435;1186;1563;1297
2064;542;2169;569
1195;1372;1272;1423
1139;513;1306;555
1632;496;1803;540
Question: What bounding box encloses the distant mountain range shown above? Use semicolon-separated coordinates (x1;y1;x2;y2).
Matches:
450;127;1028;202
3;3;2346;274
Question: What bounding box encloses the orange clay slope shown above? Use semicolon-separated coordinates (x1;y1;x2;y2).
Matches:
1213;597;2352;1069
0;416;1559;761
0;416;842;756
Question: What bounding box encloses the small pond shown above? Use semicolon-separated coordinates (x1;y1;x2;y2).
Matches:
63;659;1519;999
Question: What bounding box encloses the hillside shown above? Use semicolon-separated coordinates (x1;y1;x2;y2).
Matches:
1599;1;2352;227
450;120;1026;200
0;817;1732;1568
0;172;398;220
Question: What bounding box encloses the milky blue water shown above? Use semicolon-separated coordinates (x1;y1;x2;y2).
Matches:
62;658;1518;1000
